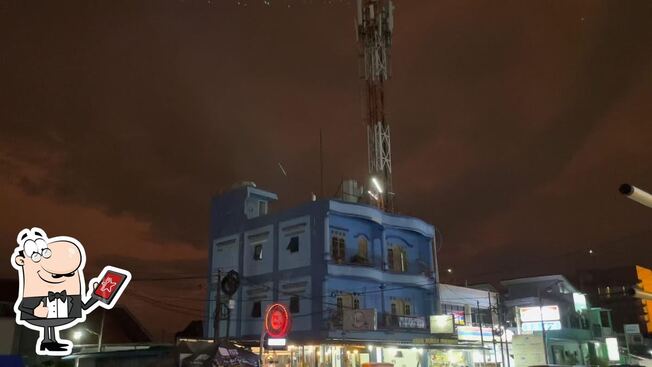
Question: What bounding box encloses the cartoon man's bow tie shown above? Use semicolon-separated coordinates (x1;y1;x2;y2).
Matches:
48;290;67;301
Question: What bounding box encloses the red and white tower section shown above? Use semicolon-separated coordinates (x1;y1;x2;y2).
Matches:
356;0;395;212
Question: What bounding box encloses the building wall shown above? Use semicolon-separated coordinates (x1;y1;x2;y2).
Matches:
243;225;274;277
207;185;437;343
278;216;312;271
577;265;650;335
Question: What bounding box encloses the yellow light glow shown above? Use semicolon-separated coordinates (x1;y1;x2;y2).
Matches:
636;266;652;333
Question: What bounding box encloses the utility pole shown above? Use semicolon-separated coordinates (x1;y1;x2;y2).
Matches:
214;270;222;342
538;290;548;364
319;129;324;198
497;295;509;367
488;292;498;365
97;308;105;352
478;300;487;366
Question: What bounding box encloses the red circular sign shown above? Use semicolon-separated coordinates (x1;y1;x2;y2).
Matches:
265;303;291;338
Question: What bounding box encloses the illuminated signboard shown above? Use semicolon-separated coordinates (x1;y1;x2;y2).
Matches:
265;303;291;338
457;326;493;342
520;321;562;332
268;338;287;347
452;311;465;325
430;315;454;334
519;305;560;322
398;316;426;329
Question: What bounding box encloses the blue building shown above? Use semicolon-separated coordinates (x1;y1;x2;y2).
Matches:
206;182;438;367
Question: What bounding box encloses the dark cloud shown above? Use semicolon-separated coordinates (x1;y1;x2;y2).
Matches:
1;0;652;339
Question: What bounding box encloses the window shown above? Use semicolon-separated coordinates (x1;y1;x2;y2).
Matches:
387;246;408;272
258;201;268;215
399;248;407;272
331;234;346;262
252;301;262;318
353;298;360;309
358;237;368;259
336;297;343;314
600;311;611;327
287;236;299;253
387;248;394;271
290;296;300;314
253;244;263;261
391;299;412;316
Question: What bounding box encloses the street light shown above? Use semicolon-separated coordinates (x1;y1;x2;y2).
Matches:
619;184;652;209
72;330;83;341
71;311;105;352
537;280;563;365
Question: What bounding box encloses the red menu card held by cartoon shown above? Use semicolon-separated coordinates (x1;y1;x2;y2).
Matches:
92;268;129;305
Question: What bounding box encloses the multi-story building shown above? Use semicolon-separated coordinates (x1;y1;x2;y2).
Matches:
435;284;507;367
206;182;438;367
501;275;621;366
577;265;652;338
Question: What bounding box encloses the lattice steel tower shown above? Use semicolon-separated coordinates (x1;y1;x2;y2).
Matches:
356;0;395;212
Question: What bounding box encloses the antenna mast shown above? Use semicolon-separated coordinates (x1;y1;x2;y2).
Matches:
356;0;395;212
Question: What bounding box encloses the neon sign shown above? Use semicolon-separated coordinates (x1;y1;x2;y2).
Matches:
265;303;291;338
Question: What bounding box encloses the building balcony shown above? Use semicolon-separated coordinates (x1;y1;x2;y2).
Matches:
327;309;428;333
326;263;434;287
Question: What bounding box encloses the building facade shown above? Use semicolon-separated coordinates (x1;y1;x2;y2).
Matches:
435;284;508;367
501;275;622;366
578;265;652;337
207;183;438;367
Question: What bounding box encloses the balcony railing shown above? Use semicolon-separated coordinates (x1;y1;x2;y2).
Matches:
328;309;427;332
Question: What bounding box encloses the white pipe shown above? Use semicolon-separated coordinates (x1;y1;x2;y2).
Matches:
631;287;652;301
619;184;652;209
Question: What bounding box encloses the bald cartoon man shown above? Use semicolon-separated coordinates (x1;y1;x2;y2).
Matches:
10;228;131;356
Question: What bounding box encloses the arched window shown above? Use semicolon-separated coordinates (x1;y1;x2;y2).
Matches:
331;231;346;263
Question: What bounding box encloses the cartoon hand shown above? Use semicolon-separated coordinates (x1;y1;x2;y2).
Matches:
34;303;48;318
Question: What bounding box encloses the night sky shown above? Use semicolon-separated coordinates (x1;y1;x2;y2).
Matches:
2;0;652;341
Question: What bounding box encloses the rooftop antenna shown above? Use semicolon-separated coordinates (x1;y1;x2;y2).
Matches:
356;0;395;212
320;129;324;198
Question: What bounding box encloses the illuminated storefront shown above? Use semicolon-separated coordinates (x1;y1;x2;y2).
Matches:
255;344;423;367
254;342;505;367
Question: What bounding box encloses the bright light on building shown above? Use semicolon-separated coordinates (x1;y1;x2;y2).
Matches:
268;338;286;346
573;293;587;312
606;337;620;361
371;177;383;193
367;344;374;351
367;190;379;201
447;268;452;273
72;330;83;341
